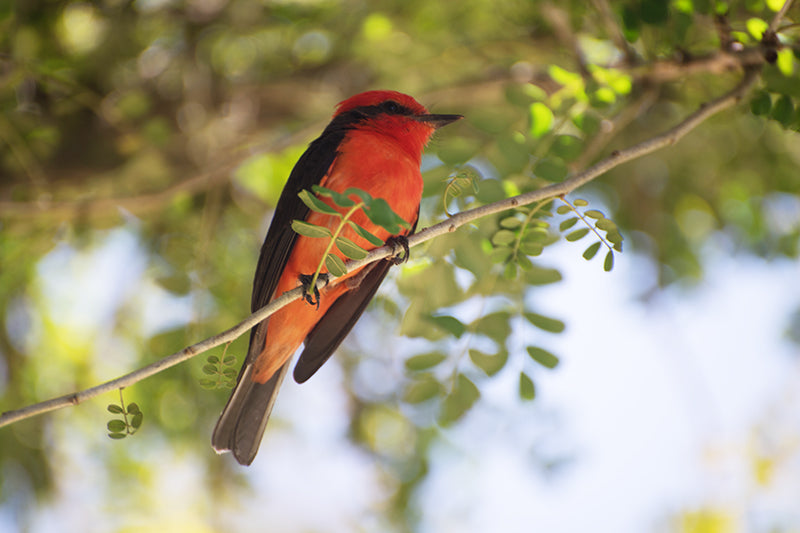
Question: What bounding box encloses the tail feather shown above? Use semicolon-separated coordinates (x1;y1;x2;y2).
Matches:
211;360;290;465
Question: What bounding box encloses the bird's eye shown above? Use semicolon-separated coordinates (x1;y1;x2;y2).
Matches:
383;101;401;113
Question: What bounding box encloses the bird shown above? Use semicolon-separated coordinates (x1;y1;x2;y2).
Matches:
212;90;462;465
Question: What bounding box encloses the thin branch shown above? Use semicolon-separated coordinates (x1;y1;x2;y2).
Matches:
769;0;795;33
572;86;659;170
631;46;769;83
542;3;591;78
591;0;638;65
0;281;307;427
0;67;760;430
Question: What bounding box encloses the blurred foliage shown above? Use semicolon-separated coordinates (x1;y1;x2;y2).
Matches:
1;0;800;531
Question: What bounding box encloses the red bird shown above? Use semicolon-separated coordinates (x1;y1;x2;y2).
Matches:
212;90;462;464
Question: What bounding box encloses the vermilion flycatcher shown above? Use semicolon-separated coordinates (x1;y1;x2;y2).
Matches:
213;90;461;465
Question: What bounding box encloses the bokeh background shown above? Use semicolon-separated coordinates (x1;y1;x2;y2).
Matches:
2;1;800;532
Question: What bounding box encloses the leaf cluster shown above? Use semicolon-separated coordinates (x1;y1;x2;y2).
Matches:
106;391;143;440
198;348;238;390
401;306;565;425
291;186;412;278
557;198;624;272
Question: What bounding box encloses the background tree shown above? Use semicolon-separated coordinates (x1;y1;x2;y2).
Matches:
1;1;799;531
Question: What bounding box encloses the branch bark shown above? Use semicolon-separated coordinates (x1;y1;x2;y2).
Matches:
0;67;761;430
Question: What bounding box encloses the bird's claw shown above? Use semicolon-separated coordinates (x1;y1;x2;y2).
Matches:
299;273;329;309
386;235;410;265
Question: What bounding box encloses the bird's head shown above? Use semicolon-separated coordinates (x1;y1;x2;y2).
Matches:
332;90;462;156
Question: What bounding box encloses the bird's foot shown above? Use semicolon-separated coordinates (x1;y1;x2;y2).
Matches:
386;235;410;265
299;273;329;309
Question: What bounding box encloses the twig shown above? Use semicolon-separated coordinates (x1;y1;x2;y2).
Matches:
542;3;591;78
769;0;795;33
591;0;638;65
0;67;760;430
572;86;659;170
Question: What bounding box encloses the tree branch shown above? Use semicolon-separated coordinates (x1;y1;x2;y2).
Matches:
0;66;761;430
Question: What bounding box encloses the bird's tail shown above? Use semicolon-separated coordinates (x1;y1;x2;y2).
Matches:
211;360;290;465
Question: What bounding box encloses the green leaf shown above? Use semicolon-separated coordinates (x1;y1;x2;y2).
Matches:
108;433;128;440
403;375;443;403
342;187;373;204
772;95;794;127
529;102;553;138
776;48;794;77
350;222;385;246
518;240;544;257
131;412;143;429
534;157;567;182
641;0;669;24
605;228;623;244
490;247;513;263
566;228;590;241
292;220;332;239
504;262;518;279
527;346;560;369
573;199;589;207
750;90;772;116
405;352;447;371
491;229;517;246
604;250;615;271
556;205;572;215
127;403;140;414
107;404;124;414
202;364;217;375
559;217;579;231
325;254;347;277
437;136;481;165
473;312;512;343
573;112;601;136
207;355;219;364
198;378;218;389
519;373;536;400
426;315;466;338
469;349;508;376
107;420;127;432
475;179;506;204
551;135;584;162
335;236;369;260
516;254;534;271
440;374;480;425
583;241;602;260
363;198;410;234
584;209;604;219
524;312;566;333
746;17;768;40
313;185;356;207
595;218;618;232
222;368;237;378
524;266;562;285
298;189;339;215
222;355;236;365
500;217;522;229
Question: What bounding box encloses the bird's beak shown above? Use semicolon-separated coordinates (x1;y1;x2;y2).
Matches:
414;113;463;129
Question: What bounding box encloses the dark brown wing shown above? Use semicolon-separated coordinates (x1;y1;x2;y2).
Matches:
293;220;419;384
293;259;393;383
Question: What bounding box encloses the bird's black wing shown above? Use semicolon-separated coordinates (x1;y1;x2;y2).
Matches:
250;135;342;315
